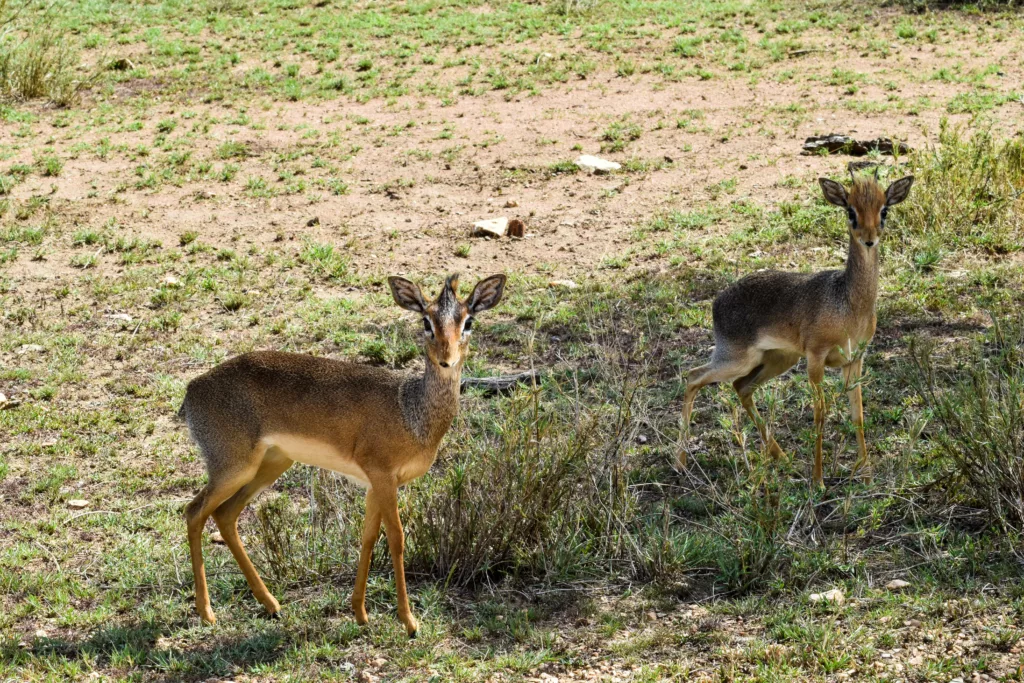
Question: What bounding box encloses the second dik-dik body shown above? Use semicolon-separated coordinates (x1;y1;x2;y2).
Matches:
179;273;506;637
681;170;914;486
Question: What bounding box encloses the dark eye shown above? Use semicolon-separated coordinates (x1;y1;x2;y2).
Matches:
422;318;432;334
846;207;857;224
463;317;474;333
881;207;889;222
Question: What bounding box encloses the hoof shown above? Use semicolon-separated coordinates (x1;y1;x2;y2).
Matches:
408;629;418;640
197;608;216;625
268;610;281;620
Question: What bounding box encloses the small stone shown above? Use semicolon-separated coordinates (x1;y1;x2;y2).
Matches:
809;588;844;605
34;629;48;638
307;217;320;227
358;671;378;683
372;657;388;667
155;636;173;650
472;217;508;238
637;435;648;444
548;279;579;290
164;275;181;287
106;313;133;322
67;499;89;510
507;218;526;238
575;155;621;174
17;344;45;355
504;200;518;208
645;611;658;622
210;531;226;544
886;579;911;591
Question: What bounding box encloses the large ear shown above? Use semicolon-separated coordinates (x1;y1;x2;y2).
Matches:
388;276;427;313
465;274;506;314
885;175;914;206
819;178;849;207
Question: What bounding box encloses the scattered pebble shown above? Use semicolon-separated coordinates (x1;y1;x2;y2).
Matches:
504;200;518;208
17;344;45;355
575;155;621;174
210;531;226;544
105;313;133;322
886;579;911;591
67;499;89;510
809;588;845;605
548;279;579;290
472;217;508;238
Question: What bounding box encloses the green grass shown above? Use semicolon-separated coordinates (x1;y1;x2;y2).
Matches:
2;0;1024;679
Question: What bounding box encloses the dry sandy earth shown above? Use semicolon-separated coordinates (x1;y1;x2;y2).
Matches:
4;31;1023;289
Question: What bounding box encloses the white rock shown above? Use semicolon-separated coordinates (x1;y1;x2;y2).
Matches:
809;588;844;605
34;629;48;638
886;579;911;591
548;279;579;290
210;531;226;544
105;313;133;322
575;155;621;174
67;499;89;510
472;217;508;238
17;344;45;355
164;275;181;287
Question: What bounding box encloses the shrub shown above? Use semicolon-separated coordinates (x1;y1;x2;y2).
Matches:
898;122;1024;254
0;0;84;106
911;319;1024;532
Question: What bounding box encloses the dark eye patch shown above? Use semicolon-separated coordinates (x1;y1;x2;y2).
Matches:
846;207;857;223
423;317;432;334
463;317;474;332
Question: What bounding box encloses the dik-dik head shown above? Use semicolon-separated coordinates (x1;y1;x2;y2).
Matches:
388;273;506;371
819;169;914;250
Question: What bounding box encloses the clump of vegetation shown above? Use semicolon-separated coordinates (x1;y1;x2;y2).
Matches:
912;319;1024;532
0;6;82;106
899;122;1024;254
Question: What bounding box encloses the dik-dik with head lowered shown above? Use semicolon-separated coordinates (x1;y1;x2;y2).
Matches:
179;273;505;637
680;169;913;486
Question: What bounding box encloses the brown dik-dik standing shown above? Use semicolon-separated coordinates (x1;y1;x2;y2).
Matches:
179;273;506;637
679;170;914;486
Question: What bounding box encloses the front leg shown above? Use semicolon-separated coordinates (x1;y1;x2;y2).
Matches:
352;487;382;626
808;354;827;488
843;358;870;479
374;478;418;638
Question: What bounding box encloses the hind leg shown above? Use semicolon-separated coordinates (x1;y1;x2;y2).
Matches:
678;351;762;468
212;449;294;617
185;458;261;624
733;350;801;460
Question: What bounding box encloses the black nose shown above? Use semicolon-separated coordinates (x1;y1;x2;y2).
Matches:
439;361;450;368
865;240;875;247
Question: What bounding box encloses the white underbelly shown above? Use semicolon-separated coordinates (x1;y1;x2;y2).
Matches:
261;433;370;488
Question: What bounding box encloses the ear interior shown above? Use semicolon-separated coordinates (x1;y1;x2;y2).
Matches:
885;176;914;206
466;274;506;314
819;178;849;207
388;276;427;313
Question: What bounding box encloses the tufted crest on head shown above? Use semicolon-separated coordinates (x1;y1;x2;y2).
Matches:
847;174;886;218
436;274;462;321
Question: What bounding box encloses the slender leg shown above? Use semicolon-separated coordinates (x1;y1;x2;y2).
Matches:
843;358;870;479
352;487;383;627
807;354;827;488
212;451;294;616
678;363;711;468
374;479;418;637
733;351;801;460
185;468;255;624
678;355;761;468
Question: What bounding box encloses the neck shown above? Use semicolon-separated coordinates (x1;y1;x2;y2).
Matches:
401;356;462;447
844;235;879;312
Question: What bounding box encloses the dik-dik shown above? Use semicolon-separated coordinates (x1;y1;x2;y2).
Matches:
178;273;506;637
680;169;913;486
